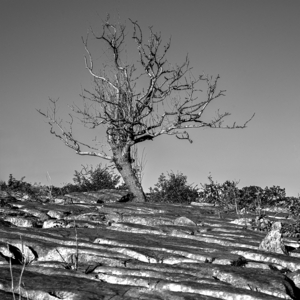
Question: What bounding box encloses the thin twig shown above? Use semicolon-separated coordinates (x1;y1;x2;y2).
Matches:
17;235;28;300
74;219;79;271
8;246;16;300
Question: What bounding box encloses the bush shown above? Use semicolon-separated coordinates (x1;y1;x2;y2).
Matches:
287;196;300;220
0;166;123;199
72;164;122;192
198;175;222;204
199;176;290;213
263;185;286;206
2;174;77;198
148;172;199;204
0;180;7;191
5;174;37;196
238;186;264;211
199;176;240;210
0;174;51;200
238;185;287;210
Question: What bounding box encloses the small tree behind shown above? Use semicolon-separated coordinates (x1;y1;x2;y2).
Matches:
73;163;121;191
38;16;254;202
199;175;240;211
149;172;199;204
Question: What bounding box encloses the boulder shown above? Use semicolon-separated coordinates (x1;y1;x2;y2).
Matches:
259;221;289;255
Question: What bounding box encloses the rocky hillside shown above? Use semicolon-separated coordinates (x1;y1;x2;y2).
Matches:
0;190;300;299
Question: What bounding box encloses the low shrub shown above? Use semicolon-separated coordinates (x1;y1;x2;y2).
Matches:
0;165;124;199
198;176;240;211
148;172;199;204
0;180;7;191
4;174;39;198
198;176;290;214
72;164;122;192
287;196;300;220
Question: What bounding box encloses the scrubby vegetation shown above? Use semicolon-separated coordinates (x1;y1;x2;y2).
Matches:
1;170;299;229
0;174;45;199
198;175;289;212
71;164;125;192
0;164;124;198
197;175;300;236
148;172;199;204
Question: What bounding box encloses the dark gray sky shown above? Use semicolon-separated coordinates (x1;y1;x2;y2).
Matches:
1;0;299;195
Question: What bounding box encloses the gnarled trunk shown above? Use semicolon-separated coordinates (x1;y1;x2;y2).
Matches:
112;145;146;202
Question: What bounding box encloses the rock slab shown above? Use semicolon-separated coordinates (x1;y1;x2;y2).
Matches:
0;190;300;299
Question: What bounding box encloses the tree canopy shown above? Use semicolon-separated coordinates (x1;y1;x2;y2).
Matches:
38;16;254;202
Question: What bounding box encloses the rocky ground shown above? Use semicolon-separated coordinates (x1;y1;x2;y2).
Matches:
0;189;300;300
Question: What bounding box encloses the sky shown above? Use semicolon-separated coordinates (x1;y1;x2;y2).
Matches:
1;0;299;196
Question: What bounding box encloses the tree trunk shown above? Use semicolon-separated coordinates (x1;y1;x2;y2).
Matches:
112;146;146;202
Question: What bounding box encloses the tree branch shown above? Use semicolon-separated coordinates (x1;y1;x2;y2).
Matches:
37;99;112;160
39;17;254;162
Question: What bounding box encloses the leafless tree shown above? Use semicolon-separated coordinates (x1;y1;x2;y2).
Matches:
37;16;254;202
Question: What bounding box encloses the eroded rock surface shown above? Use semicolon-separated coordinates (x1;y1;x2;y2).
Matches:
259;221;289;255
0;190;300;299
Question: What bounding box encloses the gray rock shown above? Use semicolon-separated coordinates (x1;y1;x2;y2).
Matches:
0;190;299;300
174;216;197;226
259;221;289;255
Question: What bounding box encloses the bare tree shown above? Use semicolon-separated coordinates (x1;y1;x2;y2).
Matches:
37;17;254;202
